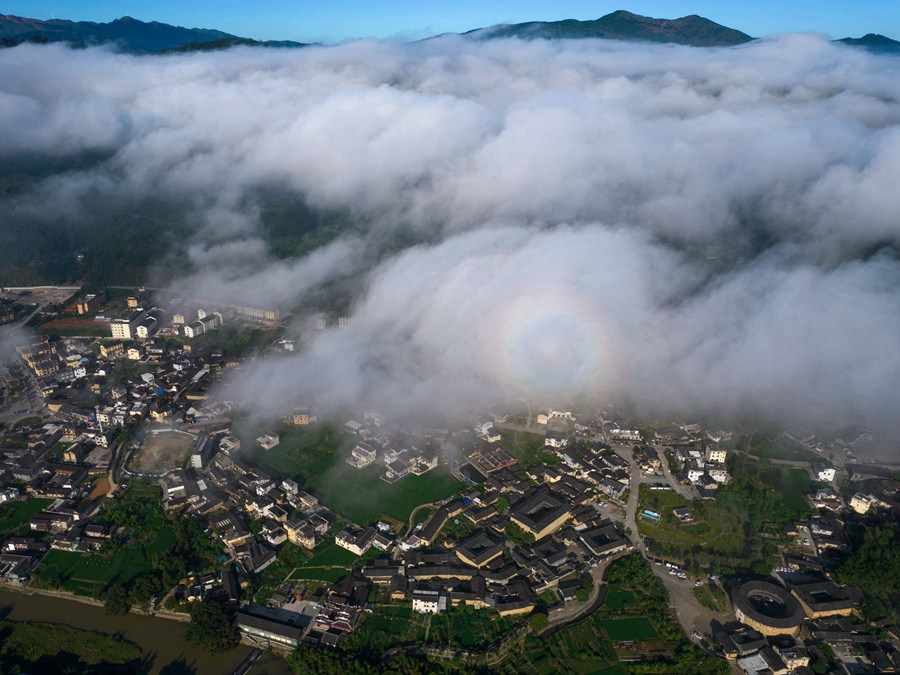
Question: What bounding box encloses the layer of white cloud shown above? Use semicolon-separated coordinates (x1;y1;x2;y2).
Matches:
2;34;899;434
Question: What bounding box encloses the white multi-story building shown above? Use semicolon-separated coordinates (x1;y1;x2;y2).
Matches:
813;464;836;482
609;428;642;442
256;433;280;450
348;442;377;468
199;314;220;331
849;493;876;514
707;465;729;482
183;321;204;339
412;589;447;614
109;319;132;339
135;318;157;339
705;445;727;464
545;430;567;448
687;465;705;483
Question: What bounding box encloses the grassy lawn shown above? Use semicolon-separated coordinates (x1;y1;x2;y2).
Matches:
500;430;558;468
245;426;343;478
682;523;713;536
0;498;53;536
144;527;175;556
601;617;659;640
183;322;282;358
774;468;815;513
259;540;373;596
637;486;713;543
745;432;820;463
304;543;359;568
37;320;110;337
13;416;43;429
307;464;462;524
692;583;729;612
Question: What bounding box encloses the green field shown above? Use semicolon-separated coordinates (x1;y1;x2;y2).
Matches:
500;555;727;675
745;432;820;462
342;605;523;657
303;543;360;568
601;617;659;640
499;430;559;468
427;609;524;649
603;588;637;610
682;523;713;536
181;321;282;358
31;526;175;595
240;422;462;524
501;612;619;674
244;426;343;478
307;464;462;524
289;567;349;583
257;540;373;600
37;320;110;337
342;605;426;656
593;667;627;675
0;498;53;536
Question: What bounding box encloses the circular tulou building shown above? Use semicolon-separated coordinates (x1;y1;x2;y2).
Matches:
731;580;805;636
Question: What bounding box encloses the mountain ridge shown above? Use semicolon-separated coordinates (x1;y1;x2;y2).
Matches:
0;13;236;51
0;11;898;53
465;10;754;47
837;33;900;53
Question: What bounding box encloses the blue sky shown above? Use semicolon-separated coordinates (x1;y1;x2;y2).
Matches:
6;1;898;42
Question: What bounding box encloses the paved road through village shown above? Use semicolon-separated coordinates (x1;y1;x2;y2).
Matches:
608;444;732;640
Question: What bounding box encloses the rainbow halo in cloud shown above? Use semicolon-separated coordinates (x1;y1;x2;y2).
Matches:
486;285;618;401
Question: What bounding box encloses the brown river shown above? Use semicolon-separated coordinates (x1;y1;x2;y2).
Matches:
0;589;292;674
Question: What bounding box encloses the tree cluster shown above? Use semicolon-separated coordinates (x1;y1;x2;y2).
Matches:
185;601;239;655
835;524;900;623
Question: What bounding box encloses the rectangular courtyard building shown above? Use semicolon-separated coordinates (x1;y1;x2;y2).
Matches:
509;488;571;540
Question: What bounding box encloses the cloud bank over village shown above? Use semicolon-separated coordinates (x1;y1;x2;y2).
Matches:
2;34;899;432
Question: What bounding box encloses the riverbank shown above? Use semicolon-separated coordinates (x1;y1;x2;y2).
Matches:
0;579;191;622
0;587;252;674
